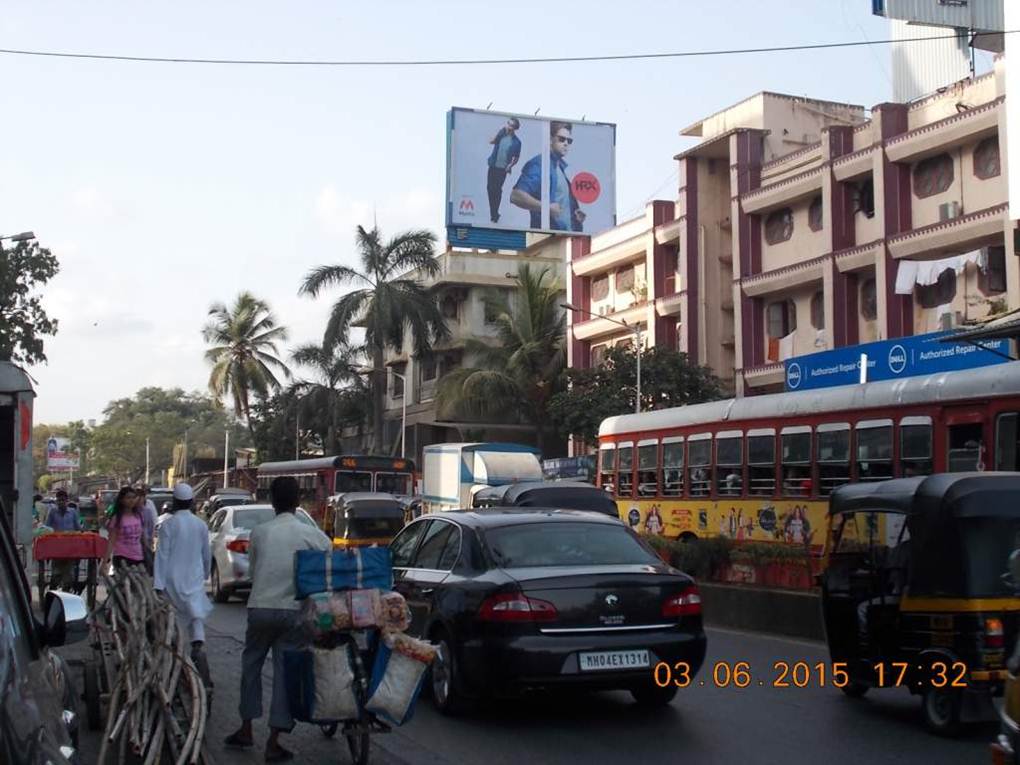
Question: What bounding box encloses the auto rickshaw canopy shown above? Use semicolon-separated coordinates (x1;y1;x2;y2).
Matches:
828;473;1020;599
472;481;619;517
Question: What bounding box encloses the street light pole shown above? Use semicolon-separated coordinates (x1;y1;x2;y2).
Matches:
560;302;643;413
392;371;407;459
223;430;230;487
145;437;150;485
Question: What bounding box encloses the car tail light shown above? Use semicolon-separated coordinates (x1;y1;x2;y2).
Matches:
985;617;1005;649
477;592;558;622
226;539;250;554
662;585;702;618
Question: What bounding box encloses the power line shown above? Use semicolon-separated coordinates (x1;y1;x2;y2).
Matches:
0;31;1012;68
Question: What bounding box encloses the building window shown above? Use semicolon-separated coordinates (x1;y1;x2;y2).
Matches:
590;344;607;366
616;266;635;294
913;153;954;199
853;178;875;218
764;208;794;245
766;300;797;338
591;274;609;302
421;354;437;381
978;245;1007;296
973;137;1001;180
810;291;825;330
916;268;957;308
808;196;823;232
440;294;459;320
484;292;506;324
860;278;877;321
439;351;461;377
391;364;406;397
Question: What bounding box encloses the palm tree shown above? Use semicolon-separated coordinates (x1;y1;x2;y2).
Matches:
435;263;565;451
202;292;290;437
291;340;365;455
300;226;448;454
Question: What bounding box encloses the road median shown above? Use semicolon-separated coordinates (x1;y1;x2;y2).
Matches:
698;582;824;641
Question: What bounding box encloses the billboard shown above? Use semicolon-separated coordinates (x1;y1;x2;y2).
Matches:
447;107;616;237
46;436;79;471
1007;2;1020;220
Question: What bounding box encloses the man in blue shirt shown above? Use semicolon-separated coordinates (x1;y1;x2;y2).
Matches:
511;121;587;232
486;117;522;224
46;489;82;591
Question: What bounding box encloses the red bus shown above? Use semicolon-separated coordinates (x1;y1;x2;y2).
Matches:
255;455;416;526
596;363;1020;548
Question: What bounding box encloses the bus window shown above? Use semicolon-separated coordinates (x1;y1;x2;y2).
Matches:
856;420;893;482
817;424;850;495
688;435;711;498
637;441;658;497
376;472;412;495
599;445;616;493
997;413;1020;471
617;443;634;497
747;429;776;496
661;439;684;497
781;427;812;496
336;471;373;493
948;423;984;471
716;432;743;496
900;417;933;476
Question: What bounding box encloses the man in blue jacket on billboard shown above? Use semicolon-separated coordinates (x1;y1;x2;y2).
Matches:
486;117;522;223
511;121;586;232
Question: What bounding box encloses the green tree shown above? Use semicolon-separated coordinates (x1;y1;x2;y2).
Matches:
299;226;447;454
291;340;365;455
0;239;59;364
203;292;290;436
548;346;725;446
435;263;565;451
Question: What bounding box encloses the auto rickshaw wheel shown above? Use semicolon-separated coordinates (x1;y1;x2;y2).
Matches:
921;688;962;736
840;681;869;699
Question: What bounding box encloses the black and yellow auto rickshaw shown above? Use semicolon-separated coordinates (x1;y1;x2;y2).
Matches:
324;492;406;549
822;473;1020;735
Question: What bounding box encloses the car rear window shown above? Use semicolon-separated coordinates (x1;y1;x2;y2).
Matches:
232;507;276;530
484;522;656;568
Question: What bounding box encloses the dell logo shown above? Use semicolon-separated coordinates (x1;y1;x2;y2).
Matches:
888;345;907;375
786;362;802;389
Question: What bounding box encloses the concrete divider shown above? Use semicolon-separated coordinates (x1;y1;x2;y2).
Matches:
699;582;825;642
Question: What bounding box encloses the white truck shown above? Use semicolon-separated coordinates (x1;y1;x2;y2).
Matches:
0;362;36;576
421;442;542;513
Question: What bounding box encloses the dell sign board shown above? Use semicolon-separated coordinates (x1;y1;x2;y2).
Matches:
784;331;1010;392
446;107;616;244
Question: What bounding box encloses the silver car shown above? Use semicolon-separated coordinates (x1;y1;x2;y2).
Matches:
207;504;324;602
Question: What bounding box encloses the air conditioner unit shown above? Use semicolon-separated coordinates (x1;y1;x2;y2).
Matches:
938;201;962;222
939;311;963;331
598;305;611;316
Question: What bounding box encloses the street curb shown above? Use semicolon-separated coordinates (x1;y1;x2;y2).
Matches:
699;582;825;641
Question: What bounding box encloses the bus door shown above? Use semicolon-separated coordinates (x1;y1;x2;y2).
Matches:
942;407;988;471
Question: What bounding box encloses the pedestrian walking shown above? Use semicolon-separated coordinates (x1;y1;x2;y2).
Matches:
225;476;331;762
101;486;146;571
153;482;214;688
46;488;82;590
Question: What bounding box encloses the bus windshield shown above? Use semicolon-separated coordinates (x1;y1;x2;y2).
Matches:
376;472;412;495
336;471;373;493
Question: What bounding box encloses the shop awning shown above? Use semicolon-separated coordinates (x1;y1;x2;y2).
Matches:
938;310;1020;360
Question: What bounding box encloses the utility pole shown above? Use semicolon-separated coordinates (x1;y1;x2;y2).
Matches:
223;430;230;487
182;429;188;482
145;437;150;486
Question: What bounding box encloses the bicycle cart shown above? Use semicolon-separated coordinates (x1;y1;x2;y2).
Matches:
32;531;106;610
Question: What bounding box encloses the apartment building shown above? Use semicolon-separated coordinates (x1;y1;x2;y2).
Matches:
565;62;1018;397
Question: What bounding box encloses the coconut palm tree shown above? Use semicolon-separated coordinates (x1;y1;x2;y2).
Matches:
435;263;565;450
291;340;366;455
202;292;290;436
299;225;448;454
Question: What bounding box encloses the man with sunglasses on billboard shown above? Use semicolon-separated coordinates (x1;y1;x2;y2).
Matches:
486;117;521;224
511;121;586;232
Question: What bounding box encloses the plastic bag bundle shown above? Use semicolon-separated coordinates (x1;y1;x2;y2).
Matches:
364;633;436;726
301;592;353;638
312;646;359;721
377;591;411;633
349;589;381;628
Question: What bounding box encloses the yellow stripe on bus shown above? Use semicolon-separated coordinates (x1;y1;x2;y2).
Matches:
899;597;1020;613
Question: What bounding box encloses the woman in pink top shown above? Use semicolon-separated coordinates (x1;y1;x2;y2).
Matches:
103;486;146;570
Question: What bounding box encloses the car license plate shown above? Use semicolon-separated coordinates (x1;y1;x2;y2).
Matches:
578;649;650;672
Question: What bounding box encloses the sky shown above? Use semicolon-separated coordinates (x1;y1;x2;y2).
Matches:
0;0;965;424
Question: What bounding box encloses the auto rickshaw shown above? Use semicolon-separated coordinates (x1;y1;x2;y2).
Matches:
822;473;1020;736
324;492;406;548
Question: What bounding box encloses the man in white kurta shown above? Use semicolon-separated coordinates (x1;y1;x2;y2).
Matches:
154;483;213;653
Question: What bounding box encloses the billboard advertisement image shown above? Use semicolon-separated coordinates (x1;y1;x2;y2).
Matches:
46;436;79;471
447;107;616;236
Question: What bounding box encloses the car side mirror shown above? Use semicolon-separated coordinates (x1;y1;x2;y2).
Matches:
42;590;89;648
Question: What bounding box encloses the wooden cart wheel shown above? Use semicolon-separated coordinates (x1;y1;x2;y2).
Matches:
83;661;103;731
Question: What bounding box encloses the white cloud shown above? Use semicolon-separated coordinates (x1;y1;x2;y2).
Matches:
70;187;121;223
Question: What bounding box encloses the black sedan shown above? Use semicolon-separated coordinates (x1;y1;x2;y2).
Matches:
390;508;706;714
